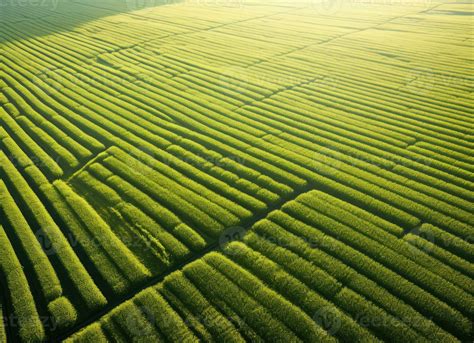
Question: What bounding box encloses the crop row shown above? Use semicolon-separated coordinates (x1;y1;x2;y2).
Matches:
0;30;298;215
73;167;194;267
0;221;45;342
89;48;473;231
0;34;296;210
0;4;472;342
270;192;472;338
0;149;107;340
294;193;473;307
0;180;62;303
68;189;471;342
112;50;472;193
2;16;470;234
68;253;336;343
0;298;5;343
0;120;154;297
278;51;473;146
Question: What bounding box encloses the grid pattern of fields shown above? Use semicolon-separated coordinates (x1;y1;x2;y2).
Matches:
0;1;472;342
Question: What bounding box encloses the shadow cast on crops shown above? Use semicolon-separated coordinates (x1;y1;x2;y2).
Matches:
0;0;181;44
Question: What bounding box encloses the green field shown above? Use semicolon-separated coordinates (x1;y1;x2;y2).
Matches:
0;0;472;341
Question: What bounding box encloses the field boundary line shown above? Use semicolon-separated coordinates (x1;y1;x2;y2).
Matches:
65;146;113;183
54;180;320;341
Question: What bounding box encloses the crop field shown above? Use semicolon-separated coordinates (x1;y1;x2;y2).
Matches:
0;0;472;341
